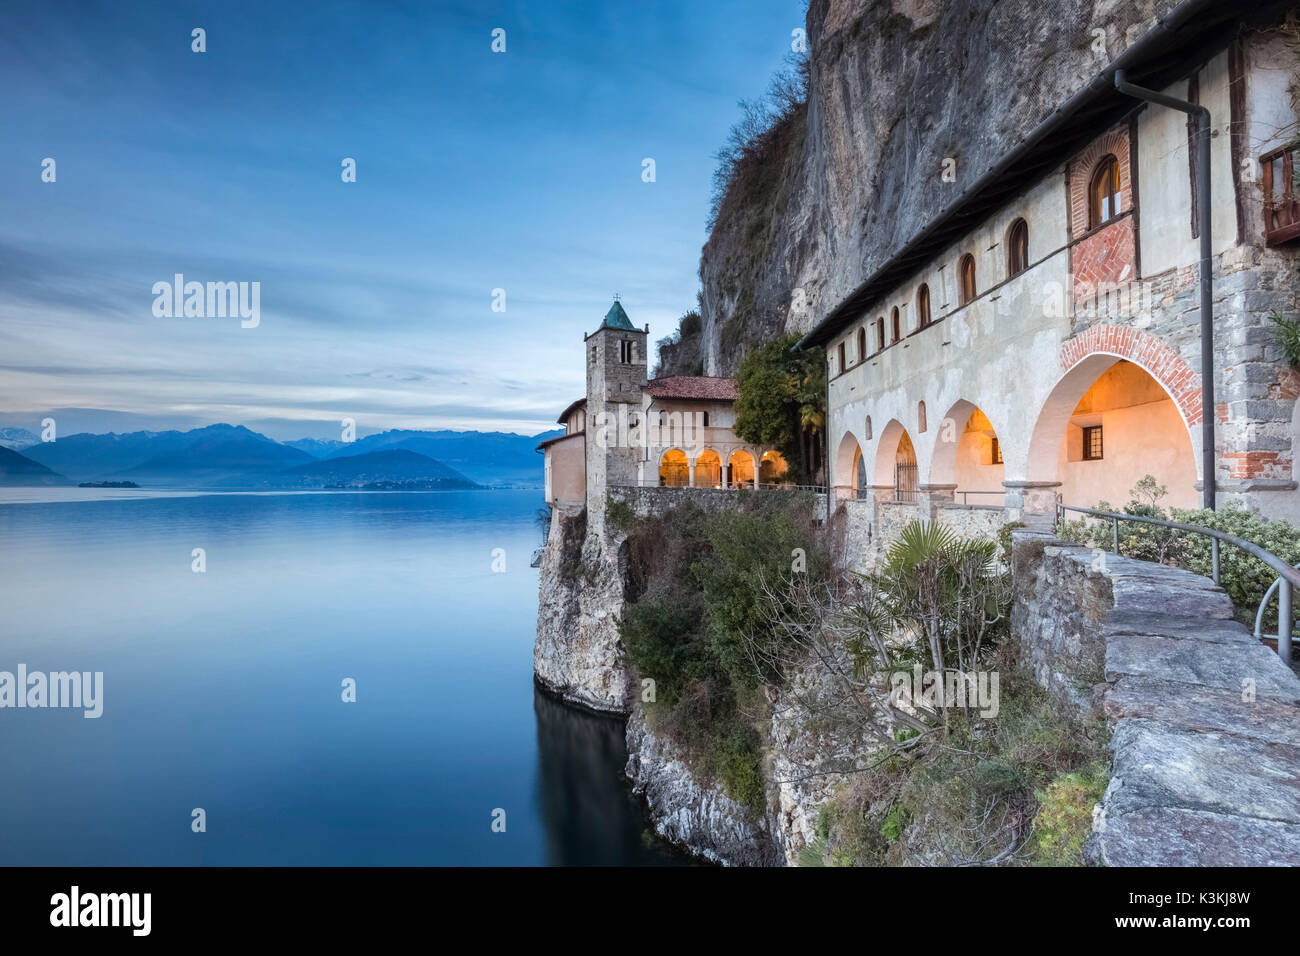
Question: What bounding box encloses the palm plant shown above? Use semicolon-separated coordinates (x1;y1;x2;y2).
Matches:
868;520;1009;708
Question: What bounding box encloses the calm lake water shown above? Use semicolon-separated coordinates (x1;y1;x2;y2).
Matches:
0;490;682;865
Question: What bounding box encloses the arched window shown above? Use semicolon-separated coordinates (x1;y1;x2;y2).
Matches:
891;307;901;343
958;255;976;306
876;317;885;351
659;449;689;487
864;415;873;440
916;284;931;328
857;328;867;363
1006;219;1029;277
1089;155;1121;228
918;401;928;434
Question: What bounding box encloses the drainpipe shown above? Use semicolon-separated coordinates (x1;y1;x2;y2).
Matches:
1114;69;1215;510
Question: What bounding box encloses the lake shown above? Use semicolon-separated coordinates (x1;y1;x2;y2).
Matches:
0;489;682;865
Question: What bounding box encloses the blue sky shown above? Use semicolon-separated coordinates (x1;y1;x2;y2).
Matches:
0;0;803;439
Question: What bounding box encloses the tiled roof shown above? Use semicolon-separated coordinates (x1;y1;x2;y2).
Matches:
643;376;738;401
536;431;583;451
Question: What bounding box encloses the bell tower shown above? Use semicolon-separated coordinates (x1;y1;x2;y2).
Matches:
584;297;648;526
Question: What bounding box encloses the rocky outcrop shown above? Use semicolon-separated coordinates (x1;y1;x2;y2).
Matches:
534;509;634;714
769;661;884;865
699;0;1169;376
1011;531;1300;865
625;705;780;866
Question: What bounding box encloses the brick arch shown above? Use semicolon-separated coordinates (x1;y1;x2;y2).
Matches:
1068;127;1131;239
1059;325;1202;427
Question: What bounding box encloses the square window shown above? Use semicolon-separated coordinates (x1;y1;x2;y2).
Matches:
1082;425;1103;461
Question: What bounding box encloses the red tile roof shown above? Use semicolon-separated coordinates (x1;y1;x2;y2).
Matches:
643;376;737;401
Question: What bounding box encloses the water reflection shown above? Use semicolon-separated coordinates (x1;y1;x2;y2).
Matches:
533;687;690;866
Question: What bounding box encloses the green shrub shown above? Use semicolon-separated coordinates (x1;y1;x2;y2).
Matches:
1031;763;1109;866
617;494;831;813
1170;501;1300;635
804;660;1108;867
604;494;637;533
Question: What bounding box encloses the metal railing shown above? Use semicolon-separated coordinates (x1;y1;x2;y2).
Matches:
953;490;1006;506
1057;503;1299;663
614;480;827;493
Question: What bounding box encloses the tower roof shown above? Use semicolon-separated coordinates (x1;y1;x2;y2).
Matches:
597;299;636;332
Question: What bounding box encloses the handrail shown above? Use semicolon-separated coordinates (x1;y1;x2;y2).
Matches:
954;490;1005;505
1057;503;1298;663
611;481;828;493
1256;564;1300;643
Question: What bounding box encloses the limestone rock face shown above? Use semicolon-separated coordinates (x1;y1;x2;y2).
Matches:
769;658;885;866
533;511;634;715
624;705;780;866
699;0;1166;375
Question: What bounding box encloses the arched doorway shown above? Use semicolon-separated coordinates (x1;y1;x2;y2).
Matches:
874;420;918;503
728;450;756;489
695;449;721;489
659;449;689;487
1027;357;1198;509
931;400;1006;506
759;450;788;487
833;431;863;497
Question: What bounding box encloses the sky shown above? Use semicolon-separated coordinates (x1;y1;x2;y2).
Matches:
0;0;804;440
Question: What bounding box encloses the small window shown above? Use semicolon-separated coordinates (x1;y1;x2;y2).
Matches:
702;411;709;427
917;284;931;328
1260;145;1300;245
1089;156;1121;228
876;317;885;351
620;339;634;363
865;416;873;440
991;436;1003;465
857;328;867;363
1082;425;1104;461
891;307;901;343
838;341;846;374
958;254;976;306
918;401;927;434
1006;219;1029;277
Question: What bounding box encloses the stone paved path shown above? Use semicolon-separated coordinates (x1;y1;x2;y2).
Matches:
1088;554;1300;865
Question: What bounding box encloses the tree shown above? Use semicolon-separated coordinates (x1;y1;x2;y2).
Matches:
732;332;826;484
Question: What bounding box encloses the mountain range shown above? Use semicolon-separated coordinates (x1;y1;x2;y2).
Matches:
1;423;562;489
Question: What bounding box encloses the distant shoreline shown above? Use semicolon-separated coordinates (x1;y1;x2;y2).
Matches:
0;486;545;505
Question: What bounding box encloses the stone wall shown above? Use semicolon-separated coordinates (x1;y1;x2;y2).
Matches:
608;485;829;521
1011;529;1300;865
934;504;1006;541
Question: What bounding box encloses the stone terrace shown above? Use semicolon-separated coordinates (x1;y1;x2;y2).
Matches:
1012;533;1300;865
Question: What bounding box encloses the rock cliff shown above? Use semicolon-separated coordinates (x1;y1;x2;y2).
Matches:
698;0;1168;376
534;509;634;714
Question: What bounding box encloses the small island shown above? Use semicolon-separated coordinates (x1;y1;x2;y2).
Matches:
79;480;139;488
